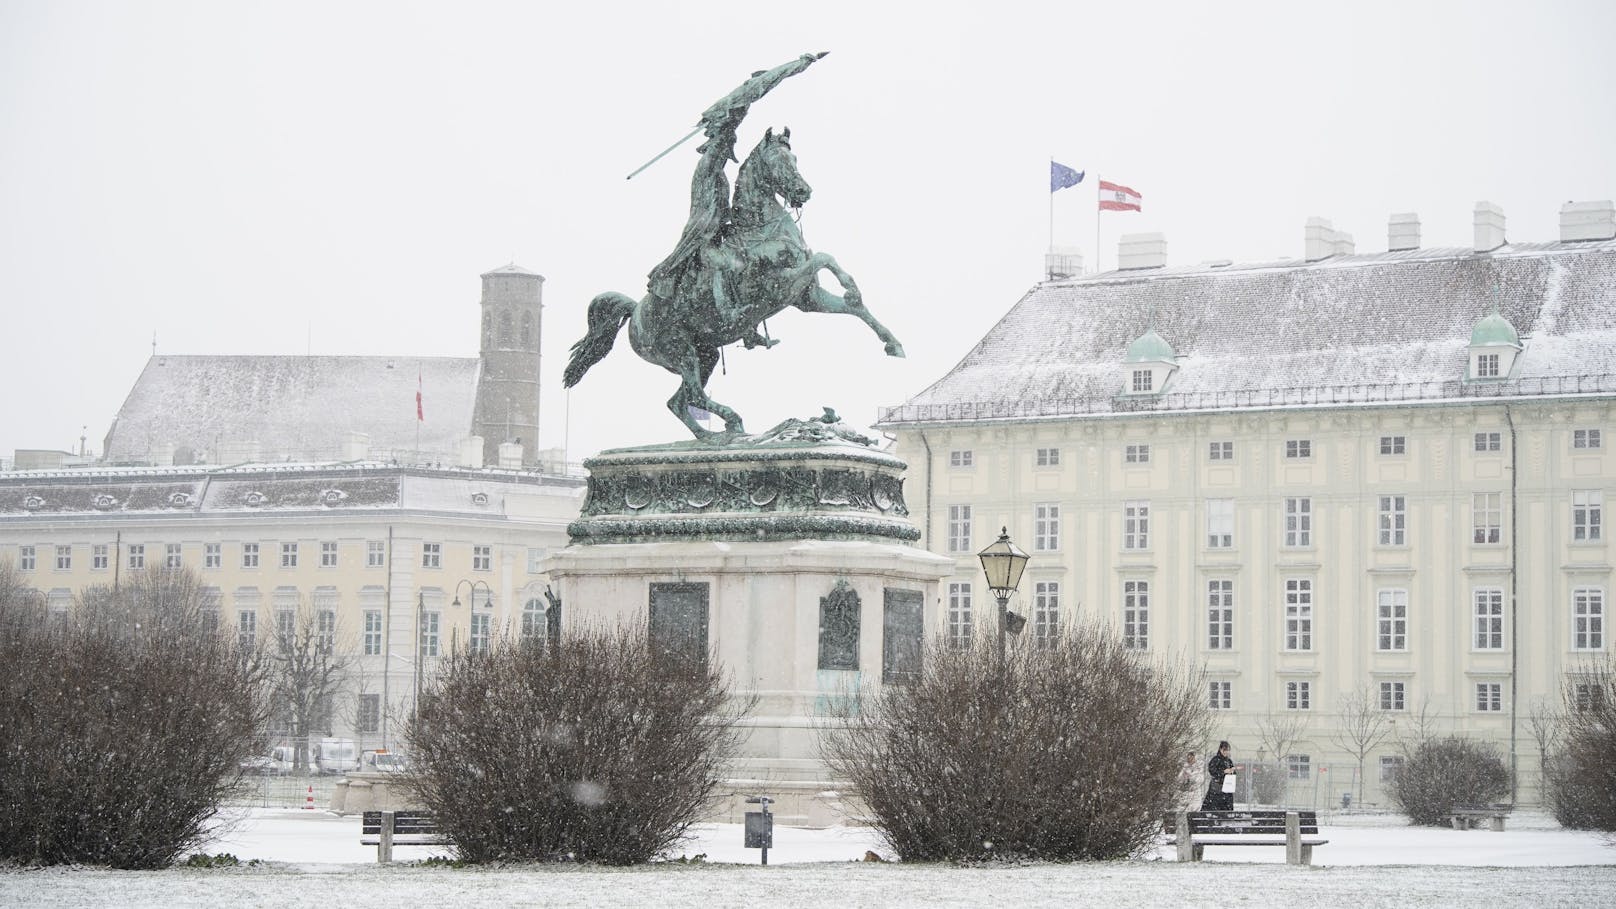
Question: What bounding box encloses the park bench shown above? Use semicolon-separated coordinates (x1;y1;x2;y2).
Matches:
360;810;450;862
1174;810;1328;866
1448;805;1511;831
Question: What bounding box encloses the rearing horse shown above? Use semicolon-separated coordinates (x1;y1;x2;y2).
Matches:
562;128;904;439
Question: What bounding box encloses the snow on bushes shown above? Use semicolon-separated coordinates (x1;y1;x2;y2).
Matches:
1547;656;1616;831
820;624;1209;861
404;625;749;864
1388;736;1511;826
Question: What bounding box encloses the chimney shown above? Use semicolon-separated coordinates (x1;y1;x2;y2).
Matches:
1304;218;1354;261
1044;245;1084;279
1388;213;1421;251
1117;233;1167;270
1473;201;1506;252
341;432;369;462
1560;200;1616;242
497;441;523;469
459;436;485;469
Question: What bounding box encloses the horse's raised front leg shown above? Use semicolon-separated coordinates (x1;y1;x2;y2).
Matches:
790;252;905;357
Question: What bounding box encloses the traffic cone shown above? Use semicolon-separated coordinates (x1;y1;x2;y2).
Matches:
304;784;315;810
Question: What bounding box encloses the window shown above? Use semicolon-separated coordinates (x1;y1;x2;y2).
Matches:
367;540;385;568
18;545;35;571
1286;439;1312;459
1473;589;1505;650
947;582;973;649
1284;579;1313;651
1379;755;1404;782
237;611;257;649
280;542;298;569
1209;681;1232;710
1476;682;1503;712
1286;680;1311;710
242;543;259;569
165;543;182;569
127;544;145;570
363;610;383;656
1574;428;1603;450
204;543;221;569
473;545;492;572
1123;501;1150;550
1286;754;1312;780
1379;681;1406;711
949;450;973;468
1207;579;1234;650
357;694;381;734
1377;589;1408;651
274;609;295;647
316;607;336;654
1284;498;1312;547
1378;495;1407;546
1131;369;1153;393
422;542;441;569
1472;493;1502;544
1206;499;1234;549
1032;580;1060;647
1573;491;1603;541
1123;580;1149;650
1125;444;1151;464
55;545;71;570
419;611;441;657
92;544;108;570
946;505;973;553
470;613;492;654
1476;352;1500;378
527;547;547;574
1573;682;1604;713
1036;447;1060;467
521;597;547;640
1474;431;1501;452
1209;441;1234;461
1033;503;1060;552
1379;435;1406;455
320;541;338;568
1573;588;1605;650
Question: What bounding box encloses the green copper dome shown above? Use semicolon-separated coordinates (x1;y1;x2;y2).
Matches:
1470;313;1520;347
1125;329;1176;363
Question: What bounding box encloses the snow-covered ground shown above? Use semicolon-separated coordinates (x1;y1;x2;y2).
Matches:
3;808;1612;908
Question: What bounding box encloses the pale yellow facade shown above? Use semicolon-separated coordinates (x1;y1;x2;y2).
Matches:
892;398;1613;805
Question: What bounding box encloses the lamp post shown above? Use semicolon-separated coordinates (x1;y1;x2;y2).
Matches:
412;587;464;726
451;579;494;611
977;526;1030;660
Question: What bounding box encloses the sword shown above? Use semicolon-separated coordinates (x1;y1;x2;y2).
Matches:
626;125;702;180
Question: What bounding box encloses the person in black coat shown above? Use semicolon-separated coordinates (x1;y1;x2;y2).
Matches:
1201;740;1243;811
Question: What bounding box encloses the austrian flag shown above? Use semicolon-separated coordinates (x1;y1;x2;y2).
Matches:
1099;180;1143;212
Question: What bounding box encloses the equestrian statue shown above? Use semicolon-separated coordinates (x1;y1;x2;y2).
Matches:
562;52;905;439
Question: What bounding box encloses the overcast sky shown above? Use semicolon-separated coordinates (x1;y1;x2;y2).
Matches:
2;0;1612;464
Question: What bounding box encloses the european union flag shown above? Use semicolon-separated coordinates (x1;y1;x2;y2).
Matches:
1051;160;1085;193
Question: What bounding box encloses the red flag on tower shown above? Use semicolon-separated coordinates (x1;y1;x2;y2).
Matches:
416;369;424;422
1098;180;1143;212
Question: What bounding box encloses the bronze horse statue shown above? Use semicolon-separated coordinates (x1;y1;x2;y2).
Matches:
562;54;904;439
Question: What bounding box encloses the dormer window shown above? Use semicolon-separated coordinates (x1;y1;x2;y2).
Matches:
1121;329;1177;396
1467;313;1521;381
1131;369;1154;393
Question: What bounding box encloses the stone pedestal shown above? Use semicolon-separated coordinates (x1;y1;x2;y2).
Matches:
546;434;952;825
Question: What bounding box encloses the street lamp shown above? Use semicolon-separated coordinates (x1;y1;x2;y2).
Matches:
977;526;1030;659
412;588;462;727
451;579;495;611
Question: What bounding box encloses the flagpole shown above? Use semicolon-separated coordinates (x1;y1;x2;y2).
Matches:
1048;157;1055;279
1095;177;1102;275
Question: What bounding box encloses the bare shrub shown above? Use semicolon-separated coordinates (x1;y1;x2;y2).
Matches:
404;625;749;864
1388;736;1510;826
1547;657;1616;831
0;566;268;868
820;624;1209;862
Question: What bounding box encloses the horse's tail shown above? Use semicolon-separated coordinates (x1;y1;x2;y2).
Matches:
563;292;636;388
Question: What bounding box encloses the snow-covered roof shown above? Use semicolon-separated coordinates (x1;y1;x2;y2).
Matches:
880;239;1616;425
482;263;541;278
102;356;481;464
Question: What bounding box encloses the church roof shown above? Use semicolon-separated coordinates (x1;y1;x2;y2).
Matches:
102;356;481;465
482;263;542;278
880;239;1616;425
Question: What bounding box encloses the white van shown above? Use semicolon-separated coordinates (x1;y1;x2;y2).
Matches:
313;738;359;775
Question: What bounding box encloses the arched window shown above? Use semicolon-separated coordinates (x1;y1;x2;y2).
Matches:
482;311;492;348
521;311;533;347
499;311;513;346
522;597;546;640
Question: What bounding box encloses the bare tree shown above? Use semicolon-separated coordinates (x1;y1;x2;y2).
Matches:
264;597;356;772
1252;712;1310;804
1331;685;1395;806
1526;696;1563;804
1394;692;1441;751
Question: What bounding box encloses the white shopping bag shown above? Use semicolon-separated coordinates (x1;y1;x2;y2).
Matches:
1221;772;1238;794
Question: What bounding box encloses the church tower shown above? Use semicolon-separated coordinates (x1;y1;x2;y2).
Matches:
472;264;544;467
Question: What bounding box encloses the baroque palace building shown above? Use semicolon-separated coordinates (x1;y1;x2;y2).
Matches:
878;202;1616;806
0;265;583;751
